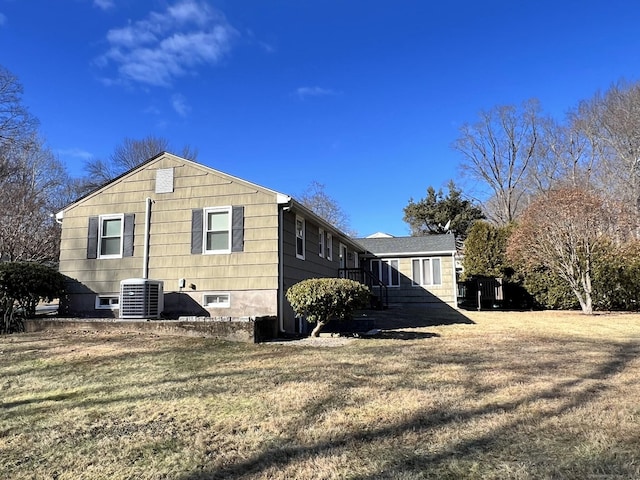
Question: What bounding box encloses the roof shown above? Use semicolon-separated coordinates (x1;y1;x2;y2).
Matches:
56;151;364;251
58;151;292;214
355;234;456;256
366;232;394;238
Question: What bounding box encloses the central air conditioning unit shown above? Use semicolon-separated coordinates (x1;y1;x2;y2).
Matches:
119;278;164;319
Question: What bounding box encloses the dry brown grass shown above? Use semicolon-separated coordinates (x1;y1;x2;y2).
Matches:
2;310;640;479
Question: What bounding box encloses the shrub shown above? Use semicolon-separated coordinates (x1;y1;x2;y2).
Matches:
0;262;66;333
521;266;579;310
286;278;370;337
592;240;640;311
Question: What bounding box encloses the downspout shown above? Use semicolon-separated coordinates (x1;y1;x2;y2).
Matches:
278;206;286;333
143;197;152;279
452;250;458;309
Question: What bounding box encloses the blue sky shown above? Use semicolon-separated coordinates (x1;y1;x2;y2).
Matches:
1;0;639;237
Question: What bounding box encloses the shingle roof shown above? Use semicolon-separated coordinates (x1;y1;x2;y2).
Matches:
355;234;456;255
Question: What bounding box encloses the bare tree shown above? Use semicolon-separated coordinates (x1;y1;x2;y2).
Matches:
80;135;199;193
298;181;355;235
0;136;67;263
453;99;542;225
0;66;67;263
526;115;593;193
0;65;38;150
590;82;640;214
507;187;625;314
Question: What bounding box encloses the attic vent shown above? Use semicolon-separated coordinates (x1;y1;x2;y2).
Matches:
119;278;164;319
156;168;174;194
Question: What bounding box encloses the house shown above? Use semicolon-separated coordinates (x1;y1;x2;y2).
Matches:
56;152;458;335
56;152;363;334
355;235;458;311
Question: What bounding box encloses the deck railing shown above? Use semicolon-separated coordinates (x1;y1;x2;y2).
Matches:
338;268;388;309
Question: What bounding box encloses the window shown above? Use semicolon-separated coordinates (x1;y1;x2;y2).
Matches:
95;296;119;310
204;207;232;254
318;228;325;257
412;258;442;286
296;216;305;259
326;232;333;260
191;206;244;254
87;214;134;260
99;214;124;258
371;259;400;287
203;293;230;308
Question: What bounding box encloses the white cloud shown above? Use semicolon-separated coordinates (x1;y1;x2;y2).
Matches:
295;86;338;100
0;13;7;26
171;93;190;117
56;148;94;160
97;0;238;87
94;0;115;11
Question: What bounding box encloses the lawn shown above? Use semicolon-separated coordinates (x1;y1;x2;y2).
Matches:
2;310;640;479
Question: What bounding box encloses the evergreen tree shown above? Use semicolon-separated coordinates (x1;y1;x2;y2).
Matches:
403;181;484;240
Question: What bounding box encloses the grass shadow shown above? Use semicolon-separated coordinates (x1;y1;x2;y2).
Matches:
360;330;440;340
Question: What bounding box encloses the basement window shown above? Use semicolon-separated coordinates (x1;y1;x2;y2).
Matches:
203;293;231;308
95;296;119;310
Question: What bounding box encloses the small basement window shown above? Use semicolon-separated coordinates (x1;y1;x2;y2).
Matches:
203;293;231;308
95;296;119;310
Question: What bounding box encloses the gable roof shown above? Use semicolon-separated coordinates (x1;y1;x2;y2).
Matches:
56;151;364;251
58;151;291;214
356;234;456;256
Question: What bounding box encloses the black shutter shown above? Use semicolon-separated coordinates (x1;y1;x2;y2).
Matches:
191;209;203;254
232;206;244;252
123;214;135;257
87;216;98;259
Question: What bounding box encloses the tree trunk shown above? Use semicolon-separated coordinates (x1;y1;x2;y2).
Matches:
310;320;328;337
573;287;594;314
581;267;594;315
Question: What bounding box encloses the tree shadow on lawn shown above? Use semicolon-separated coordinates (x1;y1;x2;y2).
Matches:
360;330;440;340
352;305;474;330
316;304;472;337
177;340;640;480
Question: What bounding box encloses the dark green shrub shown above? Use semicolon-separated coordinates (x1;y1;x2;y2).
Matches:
286;278;370;337
522;266;579;310
592;241;640;311
0;262;65;333
462;221;513;280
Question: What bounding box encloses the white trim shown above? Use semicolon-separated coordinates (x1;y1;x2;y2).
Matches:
95;295;119;310
203;292;231;308
203;206;232;254
98;214;124;259
452;251;459;309
362;250;456;257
